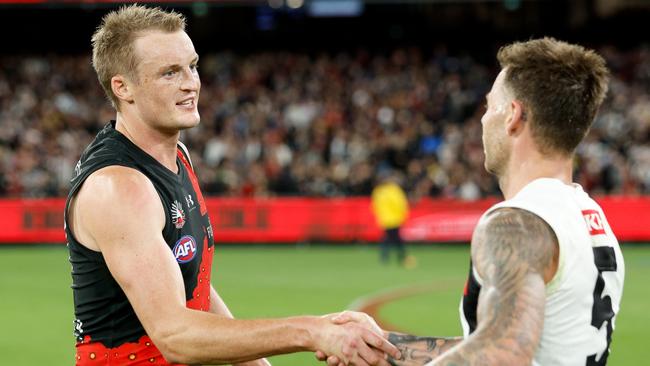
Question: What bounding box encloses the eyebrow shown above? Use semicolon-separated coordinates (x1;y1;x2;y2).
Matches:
157;54;200;73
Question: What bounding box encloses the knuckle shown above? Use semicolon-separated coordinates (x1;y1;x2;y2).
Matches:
343;346;353;358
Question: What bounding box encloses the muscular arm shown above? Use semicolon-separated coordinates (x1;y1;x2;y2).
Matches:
322;208;558;366
319;208;558;366
431;208;558;365
70;166;398;365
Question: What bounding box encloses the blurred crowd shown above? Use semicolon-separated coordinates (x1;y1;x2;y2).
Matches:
1;45;649;200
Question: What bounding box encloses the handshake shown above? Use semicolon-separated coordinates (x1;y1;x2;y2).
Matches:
312;311;402;366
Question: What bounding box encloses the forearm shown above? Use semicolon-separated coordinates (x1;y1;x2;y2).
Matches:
386;332;462;366
426;327;519;366
157;310;320;364
428;277;545;365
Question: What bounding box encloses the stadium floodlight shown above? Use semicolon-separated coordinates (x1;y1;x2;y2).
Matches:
268;0;283;9
307;0;364;17
287;0;303;10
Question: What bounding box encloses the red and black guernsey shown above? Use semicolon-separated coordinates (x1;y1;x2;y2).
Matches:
65;121;215;365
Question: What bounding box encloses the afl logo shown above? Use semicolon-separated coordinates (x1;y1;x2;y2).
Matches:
171;200;186;229
173;235;197;263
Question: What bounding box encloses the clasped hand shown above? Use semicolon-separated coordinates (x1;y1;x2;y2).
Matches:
314;311;399;366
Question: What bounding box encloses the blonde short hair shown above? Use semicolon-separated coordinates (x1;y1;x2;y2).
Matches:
91;4;186;110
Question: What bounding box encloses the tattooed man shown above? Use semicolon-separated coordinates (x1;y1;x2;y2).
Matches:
321;38;625;366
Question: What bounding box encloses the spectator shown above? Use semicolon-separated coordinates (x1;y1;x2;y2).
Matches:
1;46;649;199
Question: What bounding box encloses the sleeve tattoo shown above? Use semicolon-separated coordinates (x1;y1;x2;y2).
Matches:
386;332;462;366
431;207;558;366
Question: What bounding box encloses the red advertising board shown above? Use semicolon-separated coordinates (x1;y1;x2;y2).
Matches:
0;196;649;244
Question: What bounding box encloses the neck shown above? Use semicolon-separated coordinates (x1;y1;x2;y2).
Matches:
499;148;573;200
115;112;180;173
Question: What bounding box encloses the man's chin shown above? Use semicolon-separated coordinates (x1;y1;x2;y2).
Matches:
178;114;201;129
181;119;201;130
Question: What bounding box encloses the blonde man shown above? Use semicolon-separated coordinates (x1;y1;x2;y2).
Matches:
321;38;625;366
65;5;399;366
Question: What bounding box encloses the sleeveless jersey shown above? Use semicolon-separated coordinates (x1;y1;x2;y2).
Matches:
460;178;624;366
64;121;215;365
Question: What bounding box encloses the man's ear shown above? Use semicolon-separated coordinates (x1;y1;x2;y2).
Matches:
505;99;526;136
111;74;135;106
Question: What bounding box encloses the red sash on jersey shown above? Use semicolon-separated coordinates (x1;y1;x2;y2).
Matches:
75;335;186;366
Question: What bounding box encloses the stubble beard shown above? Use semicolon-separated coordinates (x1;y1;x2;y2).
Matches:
484;143;509;178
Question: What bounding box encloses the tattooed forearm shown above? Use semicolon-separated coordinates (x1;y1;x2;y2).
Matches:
386;332;462;366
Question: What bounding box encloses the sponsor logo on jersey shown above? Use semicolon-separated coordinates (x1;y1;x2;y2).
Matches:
206;224;214;239
74;160;81;178
173;235;197;263
73;319;84;338
171;200;186;229
582;209;606;236
186;194;196;212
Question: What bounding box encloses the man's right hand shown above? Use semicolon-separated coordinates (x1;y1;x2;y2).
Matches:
313;311;398;366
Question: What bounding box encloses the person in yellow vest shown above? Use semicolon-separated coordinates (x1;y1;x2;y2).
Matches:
371;171;410;265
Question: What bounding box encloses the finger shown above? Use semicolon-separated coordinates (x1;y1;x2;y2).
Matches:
315;351;327;361
335;312;382;334
331;312;352;324
370;348;391;366
361;330;401;359
354;341;383;366
327;355;341;366
333;311;365;323
327;355;341;363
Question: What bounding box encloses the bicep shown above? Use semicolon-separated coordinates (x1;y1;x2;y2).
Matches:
473;208;557;361
103;232;187;339
435;208;557;365
77;167;188;336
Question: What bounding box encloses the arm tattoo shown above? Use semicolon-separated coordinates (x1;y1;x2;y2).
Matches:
387;332;462;366
433;208;557;366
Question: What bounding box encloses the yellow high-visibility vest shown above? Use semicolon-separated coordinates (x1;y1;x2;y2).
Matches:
371;182;409;229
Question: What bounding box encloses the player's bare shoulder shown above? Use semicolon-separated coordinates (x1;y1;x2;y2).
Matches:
472;207;559;284
69;165;165;251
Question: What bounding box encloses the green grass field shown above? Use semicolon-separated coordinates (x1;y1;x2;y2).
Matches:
0;244;647;365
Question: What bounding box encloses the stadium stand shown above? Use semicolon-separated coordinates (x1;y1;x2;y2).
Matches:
1;46;648;199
